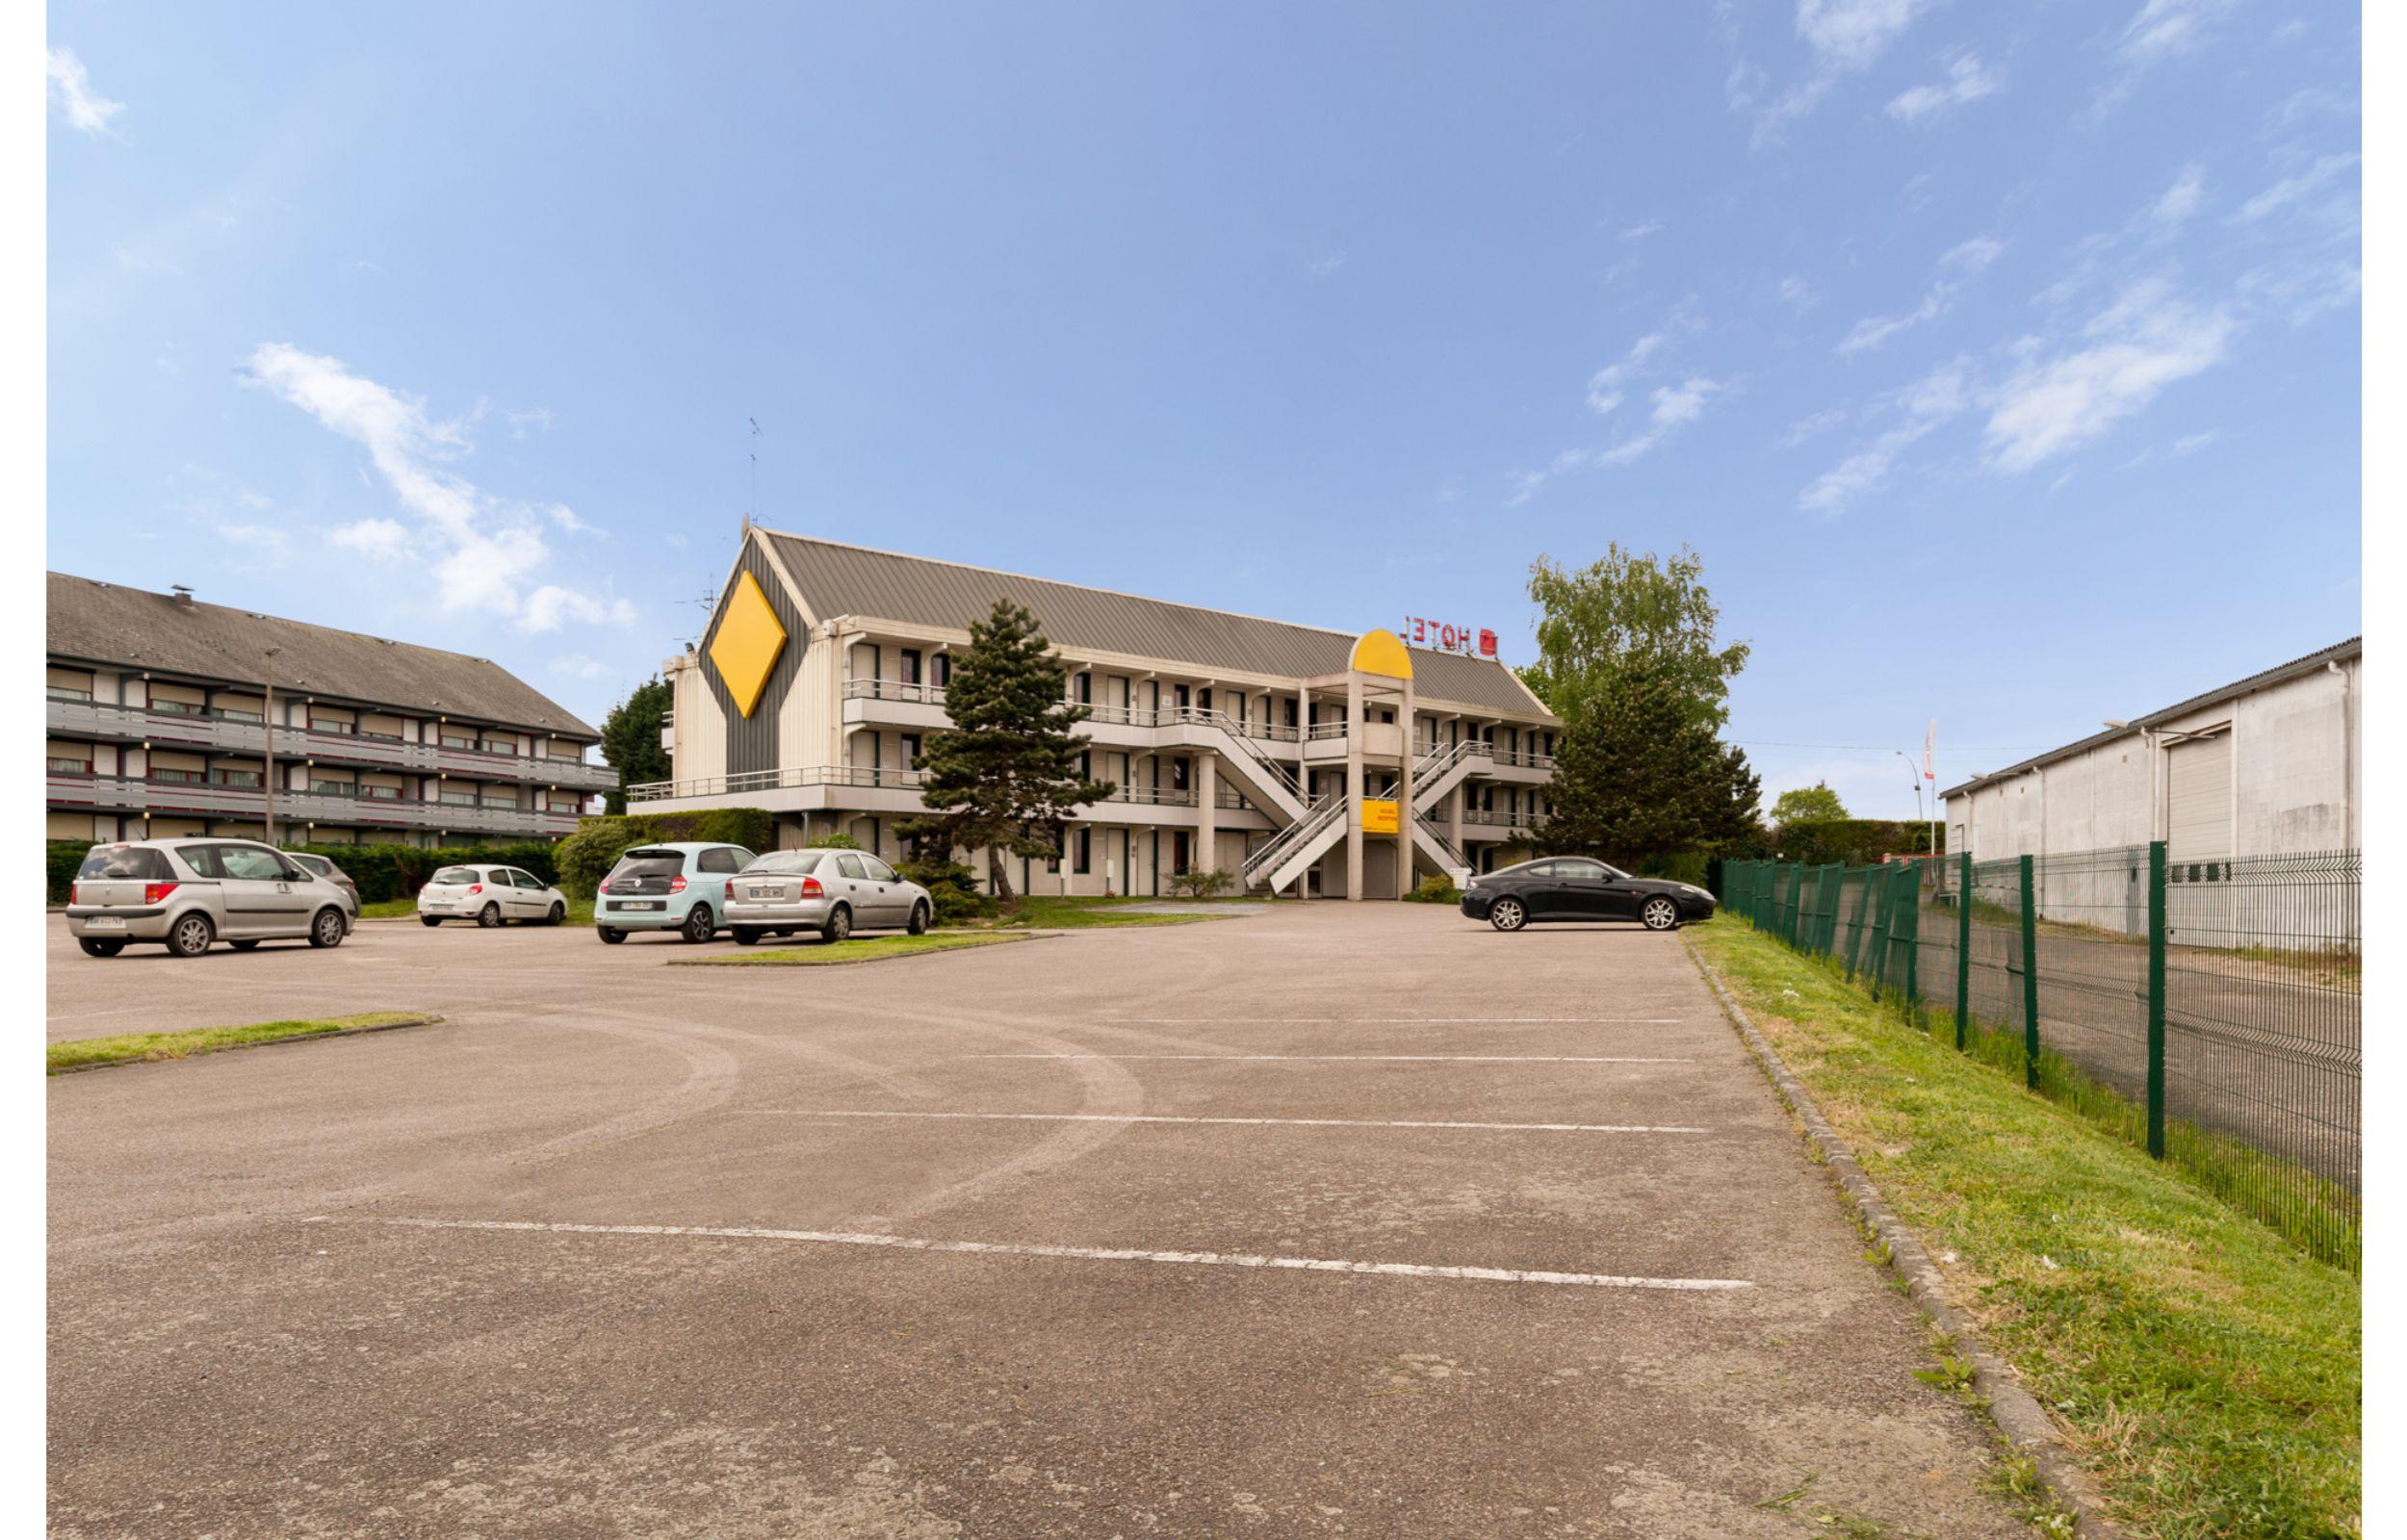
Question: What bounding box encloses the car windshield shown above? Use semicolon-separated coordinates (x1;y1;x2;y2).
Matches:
609;849;688;880
429;866;481;885
740;851;827;875
76;846;171;882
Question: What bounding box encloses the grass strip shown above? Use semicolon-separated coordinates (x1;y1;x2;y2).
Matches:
669;933;1033;966
48;1012;441;1074
1691;923;2359;1540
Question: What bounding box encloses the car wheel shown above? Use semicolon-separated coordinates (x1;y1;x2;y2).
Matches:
77;937;125;959
309;908;348;949
598;926;627;944
167;912;215;958
229;939;262;952
420;915;442;928
821;904;852;944
733;927;763;946
477;902;503;929
1641;896;1681;932
547;902;565;926
1489;897;1528;933
907;901;930;936
683;905;716;943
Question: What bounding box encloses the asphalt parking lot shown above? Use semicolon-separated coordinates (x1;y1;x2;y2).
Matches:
49;906;2026;1538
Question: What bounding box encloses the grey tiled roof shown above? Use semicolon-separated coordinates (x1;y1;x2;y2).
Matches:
758;529;1556;719
1938;635;2360;799
47;573;599;737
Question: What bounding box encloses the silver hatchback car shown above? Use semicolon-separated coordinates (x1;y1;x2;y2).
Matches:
65;838;354;958
723;849;933;945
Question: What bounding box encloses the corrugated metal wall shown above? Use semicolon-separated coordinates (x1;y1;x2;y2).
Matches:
698;539;811;777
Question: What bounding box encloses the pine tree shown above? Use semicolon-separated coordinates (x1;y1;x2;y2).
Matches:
598;677;673;815
1544;666;1762;868
897;600;1115;903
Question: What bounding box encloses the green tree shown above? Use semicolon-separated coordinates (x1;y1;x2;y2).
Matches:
1518;544;1750;732
897;599;1115;903
1543;666;1762;869
598;677;672;815
1770;782;1850;826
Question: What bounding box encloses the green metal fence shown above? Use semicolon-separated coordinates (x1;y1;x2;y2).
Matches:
1718;845;2360;1272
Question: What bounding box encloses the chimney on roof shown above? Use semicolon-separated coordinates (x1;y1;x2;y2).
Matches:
170;584;194;606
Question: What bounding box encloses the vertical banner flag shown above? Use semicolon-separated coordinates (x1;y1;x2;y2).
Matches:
1923;720;1936;782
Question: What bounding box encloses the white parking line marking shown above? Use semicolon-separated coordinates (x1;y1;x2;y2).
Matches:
969;1054;1695;1064
313;1217;1751;1293
735;1110;1706;1134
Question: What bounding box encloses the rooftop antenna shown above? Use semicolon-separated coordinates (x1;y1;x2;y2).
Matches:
746;417;763;526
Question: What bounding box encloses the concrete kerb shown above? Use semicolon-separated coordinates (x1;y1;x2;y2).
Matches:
1682;937;2125;1540
48;1014;449;1075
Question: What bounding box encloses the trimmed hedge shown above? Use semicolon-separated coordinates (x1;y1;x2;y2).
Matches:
46;837;559;906
553;808;778;899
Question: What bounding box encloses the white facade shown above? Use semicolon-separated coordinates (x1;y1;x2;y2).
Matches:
1941;640;2361;865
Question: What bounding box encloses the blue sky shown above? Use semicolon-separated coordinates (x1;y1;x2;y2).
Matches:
45;1;2360;816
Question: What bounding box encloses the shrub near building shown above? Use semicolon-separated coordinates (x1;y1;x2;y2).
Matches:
552;808;777;899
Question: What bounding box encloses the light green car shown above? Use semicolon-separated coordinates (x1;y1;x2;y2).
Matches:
593;841;757;944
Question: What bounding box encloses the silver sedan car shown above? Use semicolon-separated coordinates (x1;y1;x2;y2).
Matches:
65;838;353;958
723;849;932;945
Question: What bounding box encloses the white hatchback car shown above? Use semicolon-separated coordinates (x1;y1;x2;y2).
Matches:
417;864;569;928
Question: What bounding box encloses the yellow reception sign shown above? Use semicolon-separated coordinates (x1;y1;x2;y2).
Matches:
708;570;789;718
1348;628;1414;680
1360;798;1400;835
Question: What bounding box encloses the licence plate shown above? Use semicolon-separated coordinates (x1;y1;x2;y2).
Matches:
84;915;125;929
615;901;664;911
756;886;787;900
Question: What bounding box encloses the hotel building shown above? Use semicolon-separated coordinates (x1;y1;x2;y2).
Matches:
635;526;1562;898
46;573;612;846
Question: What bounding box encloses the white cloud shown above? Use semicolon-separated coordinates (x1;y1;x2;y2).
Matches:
551;653;615;680
1777;274;1819;311
2150;163;2208;225
1619;218;1665;241
1585;333;1668;415
1838;235;2002;354
241;343;627;629
1797;360;1968;514
522;585;636;633
546;502;604;536
1596;379;1726;467
505;406;556;439
46;48;124;136
1747;0;1935;143
1982;282;2234;473
330;518;412;559
215;523;286;552
2233;153;2358;222
1885;53;2000;122
1782;406;1851;446
2119;0;2234;63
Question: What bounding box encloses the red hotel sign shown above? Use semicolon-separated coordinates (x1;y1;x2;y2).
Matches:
1401;615;1498;659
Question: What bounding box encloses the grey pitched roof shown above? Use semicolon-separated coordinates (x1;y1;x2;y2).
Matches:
1939;635;2360;800
757;529;1555;719
46;573;599;737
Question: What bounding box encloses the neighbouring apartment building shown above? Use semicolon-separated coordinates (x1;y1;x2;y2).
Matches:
635;525;1563;898
1939;636;2362;865
46;573;614;847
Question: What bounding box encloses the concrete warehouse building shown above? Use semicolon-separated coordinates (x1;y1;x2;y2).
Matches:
634;525;1563;898
1939;636;2361;866
46;573;613;847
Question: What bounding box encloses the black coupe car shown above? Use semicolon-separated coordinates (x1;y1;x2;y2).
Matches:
1458;857;1717;933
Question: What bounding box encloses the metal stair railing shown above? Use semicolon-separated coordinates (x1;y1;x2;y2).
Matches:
1241;794;1341;886
1411;739;1489;794
1163;706;1306;802
1411;810;1468;872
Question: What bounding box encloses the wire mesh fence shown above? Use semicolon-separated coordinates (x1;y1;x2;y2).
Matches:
1718;844;2359;1272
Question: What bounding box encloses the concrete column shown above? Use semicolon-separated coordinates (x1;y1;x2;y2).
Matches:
1198;752;1220;883
1345;673;1364;902
1398;674;1416;896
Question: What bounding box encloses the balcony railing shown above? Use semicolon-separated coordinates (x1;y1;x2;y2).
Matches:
46;772;578;836
1462;808;1548;829
844;678;948;706
47;698;613;790
626;764;934;804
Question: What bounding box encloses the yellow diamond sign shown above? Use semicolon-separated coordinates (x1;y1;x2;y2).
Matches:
709;570;788;718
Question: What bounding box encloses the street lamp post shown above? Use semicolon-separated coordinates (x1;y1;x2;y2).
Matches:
262;647;282;847
1895;750;1927;853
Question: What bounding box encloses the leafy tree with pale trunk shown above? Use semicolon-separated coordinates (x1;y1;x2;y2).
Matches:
1517;543;1750;732
898;600;1114;903
1771;782;1850;826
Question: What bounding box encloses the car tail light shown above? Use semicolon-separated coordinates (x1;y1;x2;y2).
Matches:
597;879;612;894
143;882;178;906
468;884;483;895
800;876;823;897
670;875;687;894
68;882;79;906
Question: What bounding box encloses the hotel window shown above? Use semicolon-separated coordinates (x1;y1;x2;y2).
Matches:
900;648;923;685
1073;827;1091;874
361;783;403;802
311;779;357;797
1073;671;1091;704
934;654;952;687
48;748;92;774
154;765;208;784
482;735;519;756
1170;757;1190;792
210;767;262;788
440;728;477;750
310;713;356;735
47;668;95;702
439;787;478;807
